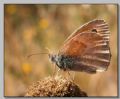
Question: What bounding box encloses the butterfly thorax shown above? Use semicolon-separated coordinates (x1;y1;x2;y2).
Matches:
49;54;74;71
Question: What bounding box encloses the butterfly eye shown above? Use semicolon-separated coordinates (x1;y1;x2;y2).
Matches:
92;29;97;33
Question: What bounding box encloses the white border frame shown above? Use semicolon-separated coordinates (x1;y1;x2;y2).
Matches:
0;0;119;99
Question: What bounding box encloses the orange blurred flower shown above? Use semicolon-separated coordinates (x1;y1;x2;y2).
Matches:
6;5;17;15
22;63;32;75
39;18;49;29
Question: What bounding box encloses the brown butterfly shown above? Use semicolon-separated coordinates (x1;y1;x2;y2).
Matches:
48;19;111;74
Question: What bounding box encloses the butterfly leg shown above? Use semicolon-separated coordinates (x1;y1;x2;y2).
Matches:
72;72;76;82
52;63;57;77
61;71;73;81
66;71;76;82
56;68;61;76
67;71;73;81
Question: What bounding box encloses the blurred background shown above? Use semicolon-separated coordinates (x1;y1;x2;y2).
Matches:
4;4;118;96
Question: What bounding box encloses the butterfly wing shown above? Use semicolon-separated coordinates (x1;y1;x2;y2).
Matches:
59;19;111;73
63;19;110;45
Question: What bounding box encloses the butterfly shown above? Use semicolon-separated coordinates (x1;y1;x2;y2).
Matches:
48;19;111;74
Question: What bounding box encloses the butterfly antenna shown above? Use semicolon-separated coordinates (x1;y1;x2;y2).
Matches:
26;47;51;59
27;52;48;59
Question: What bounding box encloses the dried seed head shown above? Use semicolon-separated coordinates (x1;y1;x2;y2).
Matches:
25;75;87;97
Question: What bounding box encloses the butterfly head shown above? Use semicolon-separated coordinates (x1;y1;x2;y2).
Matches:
48;53;57;64
48;53;67;70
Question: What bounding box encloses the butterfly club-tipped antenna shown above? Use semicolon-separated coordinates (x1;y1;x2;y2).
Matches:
26;47;52;59
27;52;49;59
27;48;48;59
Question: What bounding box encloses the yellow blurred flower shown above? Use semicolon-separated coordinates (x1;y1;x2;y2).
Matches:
39;18;49;29
22;63;32;75
6;5;17;15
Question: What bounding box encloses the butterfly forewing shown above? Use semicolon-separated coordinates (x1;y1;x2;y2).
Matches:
63;19;110;44
59;19;111;73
